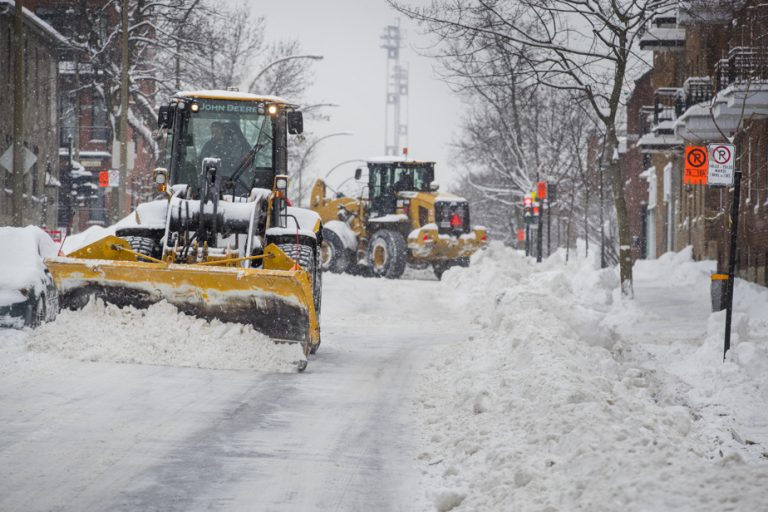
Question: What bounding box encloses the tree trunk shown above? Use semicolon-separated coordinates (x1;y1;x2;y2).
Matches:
12;0;25;226
114;0;130;222
605;126;634;297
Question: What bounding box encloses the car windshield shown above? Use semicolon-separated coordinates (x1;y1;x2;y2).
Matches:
173;99;274;191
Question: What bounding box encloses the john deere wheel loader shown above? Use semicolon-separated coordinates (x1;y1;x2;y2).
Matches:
46;91;323;368
309;157;487;280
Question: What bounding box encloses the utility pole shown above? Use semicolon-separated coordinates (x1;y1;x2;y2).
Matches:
12;0;25;226
113;0;130;222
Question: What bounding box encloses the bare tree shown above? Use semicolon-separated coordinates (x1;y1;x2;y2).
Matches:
391;0;675;296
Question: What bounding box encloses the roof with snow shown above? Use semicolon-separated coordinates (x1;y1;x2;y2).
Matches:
0;0;70;46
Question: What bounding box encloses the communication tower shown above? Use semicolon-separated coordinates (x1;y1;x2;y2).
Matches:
380;20;409;156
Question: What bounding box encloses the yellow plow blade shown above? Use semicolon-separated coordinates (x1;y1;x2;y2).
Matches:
45;236;319;349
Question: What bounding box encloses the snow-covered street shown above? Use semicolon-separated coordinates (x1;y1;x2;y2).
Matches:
0;271;467;511
2;245;768;511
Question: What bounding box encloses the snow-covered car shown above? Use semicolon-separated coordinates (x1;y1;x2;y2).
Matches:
0;226;59;328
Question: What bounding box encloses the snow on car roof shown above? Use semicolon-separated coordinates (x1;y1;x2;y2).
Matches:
0;226;58;307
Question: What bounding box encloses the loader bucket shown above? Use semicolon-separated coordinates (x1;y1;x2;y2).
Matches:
45;236;320;351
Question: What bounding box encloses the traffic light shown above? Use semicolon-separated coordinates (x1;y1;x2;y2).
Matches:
523;195;537;224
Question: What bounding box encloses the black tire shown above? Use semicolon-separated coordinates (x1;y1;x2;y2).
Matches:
275;239;323;342
27;295;46;328
433;258;469;280
367;230;407;279
116;227;163;261
320;228;350;274
432;262;448;280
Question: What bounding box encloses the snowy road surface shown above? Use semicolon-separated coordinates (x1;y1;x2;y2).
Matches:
0;272;461;512
2;245;768;512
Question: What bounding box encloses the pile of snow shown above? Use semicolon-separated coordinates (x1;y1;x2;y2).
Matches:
25;299;304;373
0;226;57;307
60;200;168;254
416;242;768;511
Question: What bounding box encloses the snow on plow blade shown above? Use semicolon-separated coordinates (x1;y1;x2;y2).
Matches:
45;236;320;349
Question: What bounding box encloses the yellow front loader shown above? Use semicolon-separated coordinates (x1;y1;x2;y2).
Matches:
47;91;323;367
310;157;487;279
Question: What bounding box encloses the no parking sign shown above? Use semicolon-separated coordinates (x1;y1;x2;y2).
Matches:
707;144;735;186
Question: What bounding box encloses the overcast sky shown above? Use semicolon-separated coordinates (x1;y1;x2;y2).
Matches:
229;0;463;190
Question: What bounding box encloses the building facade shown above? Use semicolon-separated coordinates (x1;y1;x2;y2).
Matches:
628;0;768;287
0;0;65;227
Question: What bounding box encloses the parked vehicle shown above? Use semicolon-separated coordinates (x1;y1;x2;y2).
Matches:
0;226;59;328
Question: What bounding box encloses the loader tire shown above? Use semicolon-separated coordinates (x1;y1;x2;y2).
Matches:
276;239;323;320
432;262;448;281
320;228;350;274
123;236;160;261
116;228;163;261
367;230;407;279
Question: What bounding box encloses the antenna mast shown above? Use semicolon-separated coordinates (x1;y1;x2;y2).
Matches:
380;20;409;156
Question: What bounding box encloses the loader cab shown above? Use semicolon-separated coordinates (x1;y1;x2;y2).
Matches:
160;92;302;197
367;160;434;216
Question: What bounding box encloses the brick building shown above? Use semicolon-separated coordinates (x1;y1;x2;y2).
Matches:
628;0;768;287
24;0;157;232
0;0;66;227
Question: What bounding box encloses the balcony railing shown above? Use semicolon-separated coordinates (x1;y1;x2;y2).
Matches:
715;46;768;92
654;87;682;124
675;77;713;116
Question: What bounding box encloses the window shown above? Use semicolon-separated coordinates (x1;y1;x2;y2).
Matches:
91;89;108;141
60;93;76;146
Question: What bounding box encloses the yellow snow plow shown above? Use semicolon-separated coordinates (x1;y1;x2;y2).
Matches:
47;91;323;363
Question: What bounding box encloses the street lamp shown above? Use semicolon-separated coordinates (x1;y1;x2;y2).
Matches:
324;159;367;181
295;132;354;206
248;54;324;93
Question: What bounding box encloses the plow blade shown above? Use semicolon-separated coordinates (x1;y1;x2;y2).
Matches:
45;236;319;350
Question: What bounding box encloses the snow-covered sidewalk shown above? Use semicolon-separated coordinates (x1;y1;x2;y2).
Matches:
416;243;768;511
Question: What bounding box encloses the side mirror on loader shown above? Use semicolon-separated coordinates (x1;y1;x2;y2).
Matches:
287;111;303;135
355;168;363;181
157;105;173;129
430;181;440;191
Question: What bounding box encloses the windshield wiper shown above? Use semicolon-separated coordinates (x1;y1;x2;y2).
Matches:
227;120;273;195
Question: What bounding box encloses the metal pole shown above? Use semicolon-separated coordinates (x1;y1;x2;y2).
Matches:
12;0;25;226
525;224;530;257
536;207;543;263
723;169;742;360
546;199;551;257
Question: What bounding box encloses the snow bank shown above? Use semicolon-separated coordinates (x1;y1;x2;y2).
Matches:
25;299;304;373
0;226;57;306
60;207;144;254
417;243;768;511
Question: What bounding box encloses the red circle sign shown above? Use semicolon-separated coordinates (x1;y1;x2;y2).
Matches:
712;145;732;165
687;148;707;168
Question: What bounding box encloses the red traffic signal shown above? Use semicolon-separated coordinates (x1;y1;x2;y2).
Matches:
537;181;547;200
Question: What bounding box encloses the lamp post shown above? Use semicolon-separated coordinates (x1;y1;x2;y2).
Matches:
324;159;367;181
295;132;353;206
248;54;323;93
